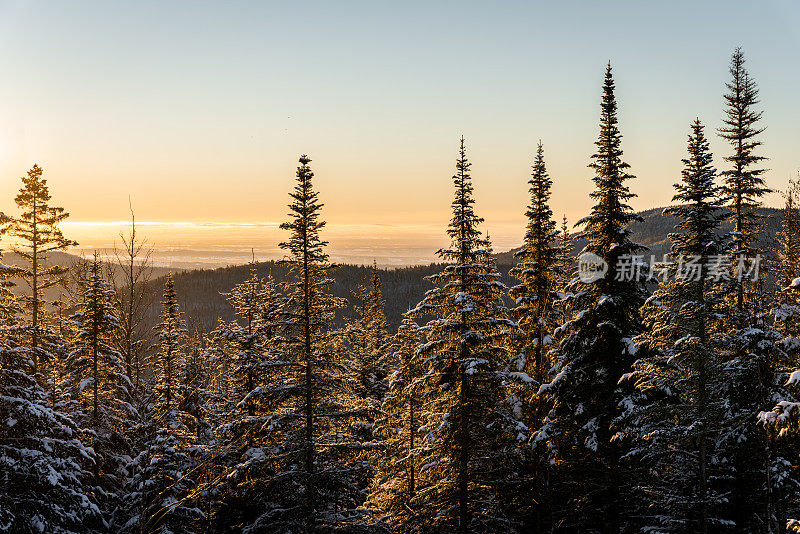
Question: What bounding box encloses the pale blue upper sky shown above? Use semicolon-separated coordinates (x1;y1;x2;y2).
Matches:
0;0;798;258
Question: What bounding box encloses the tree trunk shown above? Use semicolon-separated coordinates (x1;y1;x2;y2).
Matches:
302;224;315;532
698;274;709;534
458;342;469;534
93;317;99;419
409;392;415;496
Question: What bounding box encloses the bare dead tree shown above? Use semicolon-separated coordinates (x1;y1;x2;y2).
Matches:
113;200;155;397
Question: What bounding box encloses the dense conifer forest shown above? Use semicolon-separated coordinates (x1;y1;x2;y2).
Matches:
3;49;800;533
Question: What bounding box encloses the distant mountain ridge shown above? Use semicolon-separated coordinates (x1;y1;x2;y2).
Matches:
493;206;782;264
1;206;783;333
0;249;181;305
144;206;784;335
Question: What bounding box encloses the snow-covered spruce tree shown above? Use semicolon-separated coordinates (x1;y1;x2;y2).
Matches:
366;317;424;529
0;221;100;532
509;141;559;387
556;215;573;283
759;290;800;533
154;274;186;413
403;137;520;533
0;339;102;533
122;425;201;534
180;331;213;444
718;47;769;313
210;266;286;530
721;298;796;531
761;177;800;415
10;164;77;380
0;213;21;332
338;262;392;511
347;262;391;415
757;177;800;531
506;141;560;530
766;176;800;429
48;288;78;408
534;64;646;533
66;254;130;421
225;155;369;532
180;331;217;534
772;176;800;342
221;264;282;420
624;119;731;533
548;215;574;331
714;48;798;531
119;274;201;534
64;253;134;529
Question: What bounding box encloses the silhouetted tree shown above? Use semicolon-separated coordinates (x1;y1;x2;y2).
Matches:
535;64;646;533
625;119;730;532
405;138;520;533
10;164;77;379
718;47;769;313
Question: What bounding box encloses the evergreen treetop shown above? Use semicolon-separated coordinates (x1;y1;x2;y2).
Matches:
718;47;769;311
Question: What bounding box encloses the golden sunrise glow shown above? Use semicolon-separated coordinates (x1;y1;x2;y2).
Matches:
0;2;797;268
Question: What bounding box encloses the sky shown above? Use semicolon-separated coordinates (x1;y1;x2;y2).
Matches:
0;0;798;266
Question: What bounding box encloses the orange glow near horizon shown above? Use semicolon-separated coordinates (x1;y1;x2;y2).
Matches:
0;1;798;267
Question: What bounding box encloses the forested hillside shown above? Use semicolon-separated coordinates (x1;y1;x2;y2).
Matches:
143;261;447;333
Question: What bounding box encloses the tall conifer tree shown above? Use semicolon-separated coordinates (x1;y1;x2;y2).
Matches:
66;254;129;421
718;47;769;312
223;264;281;418
509;141;559;386
535;64;645;533
625;119;730;532
211;265;284;529
10;164;76;378
64;254;133;529
229;155;368;532
120;274;202;534
0;208;98;532
348;262;391;404
367;317;425;529
716;48;796;531
155;274;186;412
405;138;520;533
508;142;560;530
